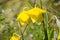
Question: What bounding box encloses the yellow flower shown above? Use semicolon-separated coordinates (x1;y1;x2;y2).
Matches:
27;7;46;17
58;35;60;40
17;11;29;25
10;35;21;40
30;15;43;23
17;7;46;25
27;7;46;23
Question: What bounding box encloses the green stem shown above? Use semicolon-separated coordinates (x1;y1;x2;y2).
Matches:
40;0;48;40
18;22;28;40
40;0;42;8
42;19;48;40
18;22;24;40
22;24;28;34
45;12;49;40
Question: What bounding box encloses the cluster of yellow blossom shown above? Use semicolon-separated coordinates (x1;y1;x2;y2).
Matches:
10;34;21;40
17;7;46;25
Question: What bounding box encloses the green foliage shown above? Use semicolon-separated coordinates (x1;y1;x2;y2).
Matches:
0;0;60;40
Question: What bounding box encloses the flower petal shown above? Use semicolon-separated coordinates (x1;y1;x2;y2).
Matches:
17;11;29;25
27;7;45;23
27;7;46;17
31;17;37;23
10;36;20;40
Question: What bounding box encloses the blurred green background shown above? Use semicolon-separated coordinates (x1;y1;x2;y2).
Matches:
0;0;60;40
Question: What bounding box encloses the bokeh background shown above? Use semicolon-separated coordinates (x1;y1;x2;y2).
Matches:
0;0;60;40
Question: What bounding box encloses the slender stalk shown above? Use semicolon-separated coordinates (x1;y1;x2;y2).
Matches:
22;24;28;34
18;22;24;40
42;15;48;40
18;22;28;40
45;11;49;40
40;0;42;8
40;0;48;40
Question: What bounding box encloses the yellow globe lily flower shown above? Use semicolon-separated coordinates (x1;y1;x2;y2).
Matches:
10;35;21;40
17;11;29;25
27;7;46;23
17;7;46;25
27;7;46;17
